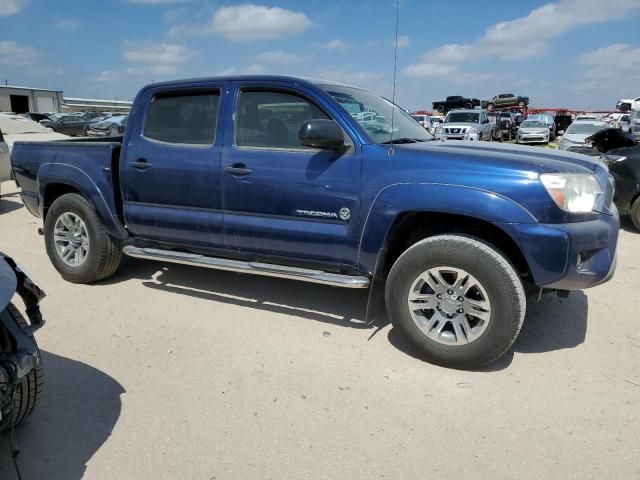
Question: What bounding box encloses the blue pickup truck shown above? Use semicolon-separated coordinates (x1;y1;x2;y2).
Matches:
11;75;619;368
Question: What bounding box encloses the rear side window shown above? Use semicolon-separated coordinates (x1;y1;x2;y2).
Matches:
235;90;328;149
144;91;220;145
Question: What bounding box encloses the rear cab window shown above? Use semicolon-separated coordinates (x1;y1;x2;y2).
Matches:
144;91;221;145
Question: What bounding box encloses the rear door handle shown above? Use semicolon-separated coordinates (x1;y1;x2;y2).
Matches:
224;164;253;176
130;159;152;170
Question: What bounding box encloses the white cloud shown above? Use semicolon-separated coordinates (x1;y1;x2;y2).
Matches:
123;41;196;74
0;41;38;66
218;64;267;75
257;50;305;65
395;35;410;48
404;0;640;77
0;0;28;16
172;4;311;41
53;19;79;31
576;43;640;94
319;39;348;50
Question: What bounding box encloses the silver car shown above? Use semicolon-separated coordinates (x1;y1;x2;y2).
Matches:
557;120;608;151
516;119;550;144
439;110;492;141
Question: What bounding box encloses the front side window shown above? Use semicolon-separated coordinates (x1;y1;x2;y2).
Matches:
235;90;328;149
144;91;220;145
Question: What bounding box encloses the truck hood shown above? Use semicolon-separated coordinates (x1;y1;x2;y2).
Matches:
398;140;603;174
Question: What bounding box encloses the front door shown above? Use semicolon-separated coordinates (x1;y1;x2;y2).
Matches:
121;84;225;247
221;84;361;267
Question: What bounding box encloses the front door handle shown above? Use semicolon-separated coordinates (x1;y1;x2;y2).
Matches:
224;164;253;176
130;159;152;170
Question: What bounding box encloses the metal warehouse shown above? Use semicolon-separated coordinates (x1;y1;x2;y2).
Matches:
0;85;63;114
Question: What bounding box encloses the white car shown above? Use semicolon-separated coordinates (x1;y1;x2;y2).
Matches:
557;120;608;151
516;119;550;144
616;97;640;112
439;109;493;141
0;113;68;197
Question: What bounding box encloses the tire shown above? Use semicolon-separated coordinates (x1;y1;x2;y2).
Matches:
44;193;122;283
385;234;526;369
518;100;526;108
0;304;43;433
630;196;640;231
109;127;119;136
486;103;494;111
436;105;444;114
464;103;472;110
620;104;630;112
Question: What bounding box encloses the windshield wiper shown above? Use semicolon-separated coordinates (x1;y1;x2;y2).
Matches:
380;137;427;144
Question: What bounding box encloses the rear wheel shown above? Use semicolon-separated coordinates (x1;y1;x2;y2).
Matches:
464;103;472;109
44;193;122;283
518;100;527;108
630;196;640;231
385;235;526;369
0;304;43;432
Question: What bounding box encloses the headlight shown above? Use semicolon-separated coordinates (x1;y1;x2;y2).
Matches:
540;173;603;213
468;127;478;134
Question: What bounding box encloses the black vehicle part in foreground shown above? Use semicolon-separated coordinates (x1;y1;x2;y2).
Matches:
568;128;640;230
0;252;45;476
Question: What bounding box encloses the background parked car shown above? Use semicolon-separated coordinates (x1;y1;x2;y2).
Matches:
629;109;640;137
566;128;640;230
498;111;518;140
527;113;557;140
616;96;640;112
19;112;51;123
481;93;529;111
486;112;504;141
557;120;607;150
40;113;98;136
516;119;550;145
432;95;480;114
86;115;128;137
439;109;492;141
554;112;573;134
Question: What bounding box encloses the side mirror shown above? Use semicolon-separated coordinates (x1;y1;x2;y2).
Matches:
298;119;345;150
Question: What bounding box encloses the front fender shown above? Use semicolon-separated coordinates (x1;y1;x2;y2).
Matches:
357;183;537;274
37;163;127;240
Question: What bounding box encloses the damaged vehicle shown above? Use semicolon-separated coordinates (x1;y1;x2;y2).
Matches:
0;252;45;434
567;128;640;230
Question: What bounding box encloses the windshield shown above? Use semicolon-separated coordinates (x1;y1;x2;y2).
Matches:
521;121;547;128
445;112;479;123
565;122;606;135
319;84;431;143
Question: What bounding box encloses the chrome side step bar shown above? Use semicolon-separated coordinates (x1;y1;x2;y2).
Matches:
123;246;371;289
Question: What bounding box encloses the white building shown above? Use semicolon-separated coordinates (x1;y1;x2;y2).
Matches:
0;85;132;114
0;85;63;114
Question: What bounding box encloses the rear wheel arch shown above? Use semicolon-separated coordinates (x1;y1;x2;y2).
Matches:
42;183;82;220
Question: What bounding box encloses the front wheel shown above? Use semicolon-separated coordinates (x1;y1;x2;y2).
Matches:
44;193;122;283
0;304;43;433
385;235;526;369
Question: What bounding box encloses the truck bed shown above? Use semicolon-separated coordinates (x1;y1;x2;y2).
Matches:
11;137;123;224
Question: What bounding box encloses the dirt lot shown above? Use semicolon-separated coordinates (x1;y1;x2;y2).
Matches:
1;181;639;480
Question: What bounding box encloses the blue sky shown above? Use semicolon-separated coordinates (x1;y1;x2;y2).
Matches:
1;0;639;110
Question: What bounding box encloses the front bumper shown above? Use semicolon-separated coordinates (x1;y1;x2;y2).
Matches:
517;135;549;144
499;211;619;290
441;132;479;141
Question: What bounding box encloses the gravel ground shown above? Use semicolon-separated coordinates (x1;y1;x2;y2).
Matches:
1;181;639;480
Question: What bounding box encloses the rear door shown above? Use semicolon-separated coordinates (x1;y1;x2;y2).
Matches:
121;82;226;247
220;82;362;267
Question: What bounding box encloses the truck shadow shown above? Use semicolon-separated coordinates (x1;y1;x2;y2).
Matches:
620;215;639;234
0;351;124;480
109;259;588;370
